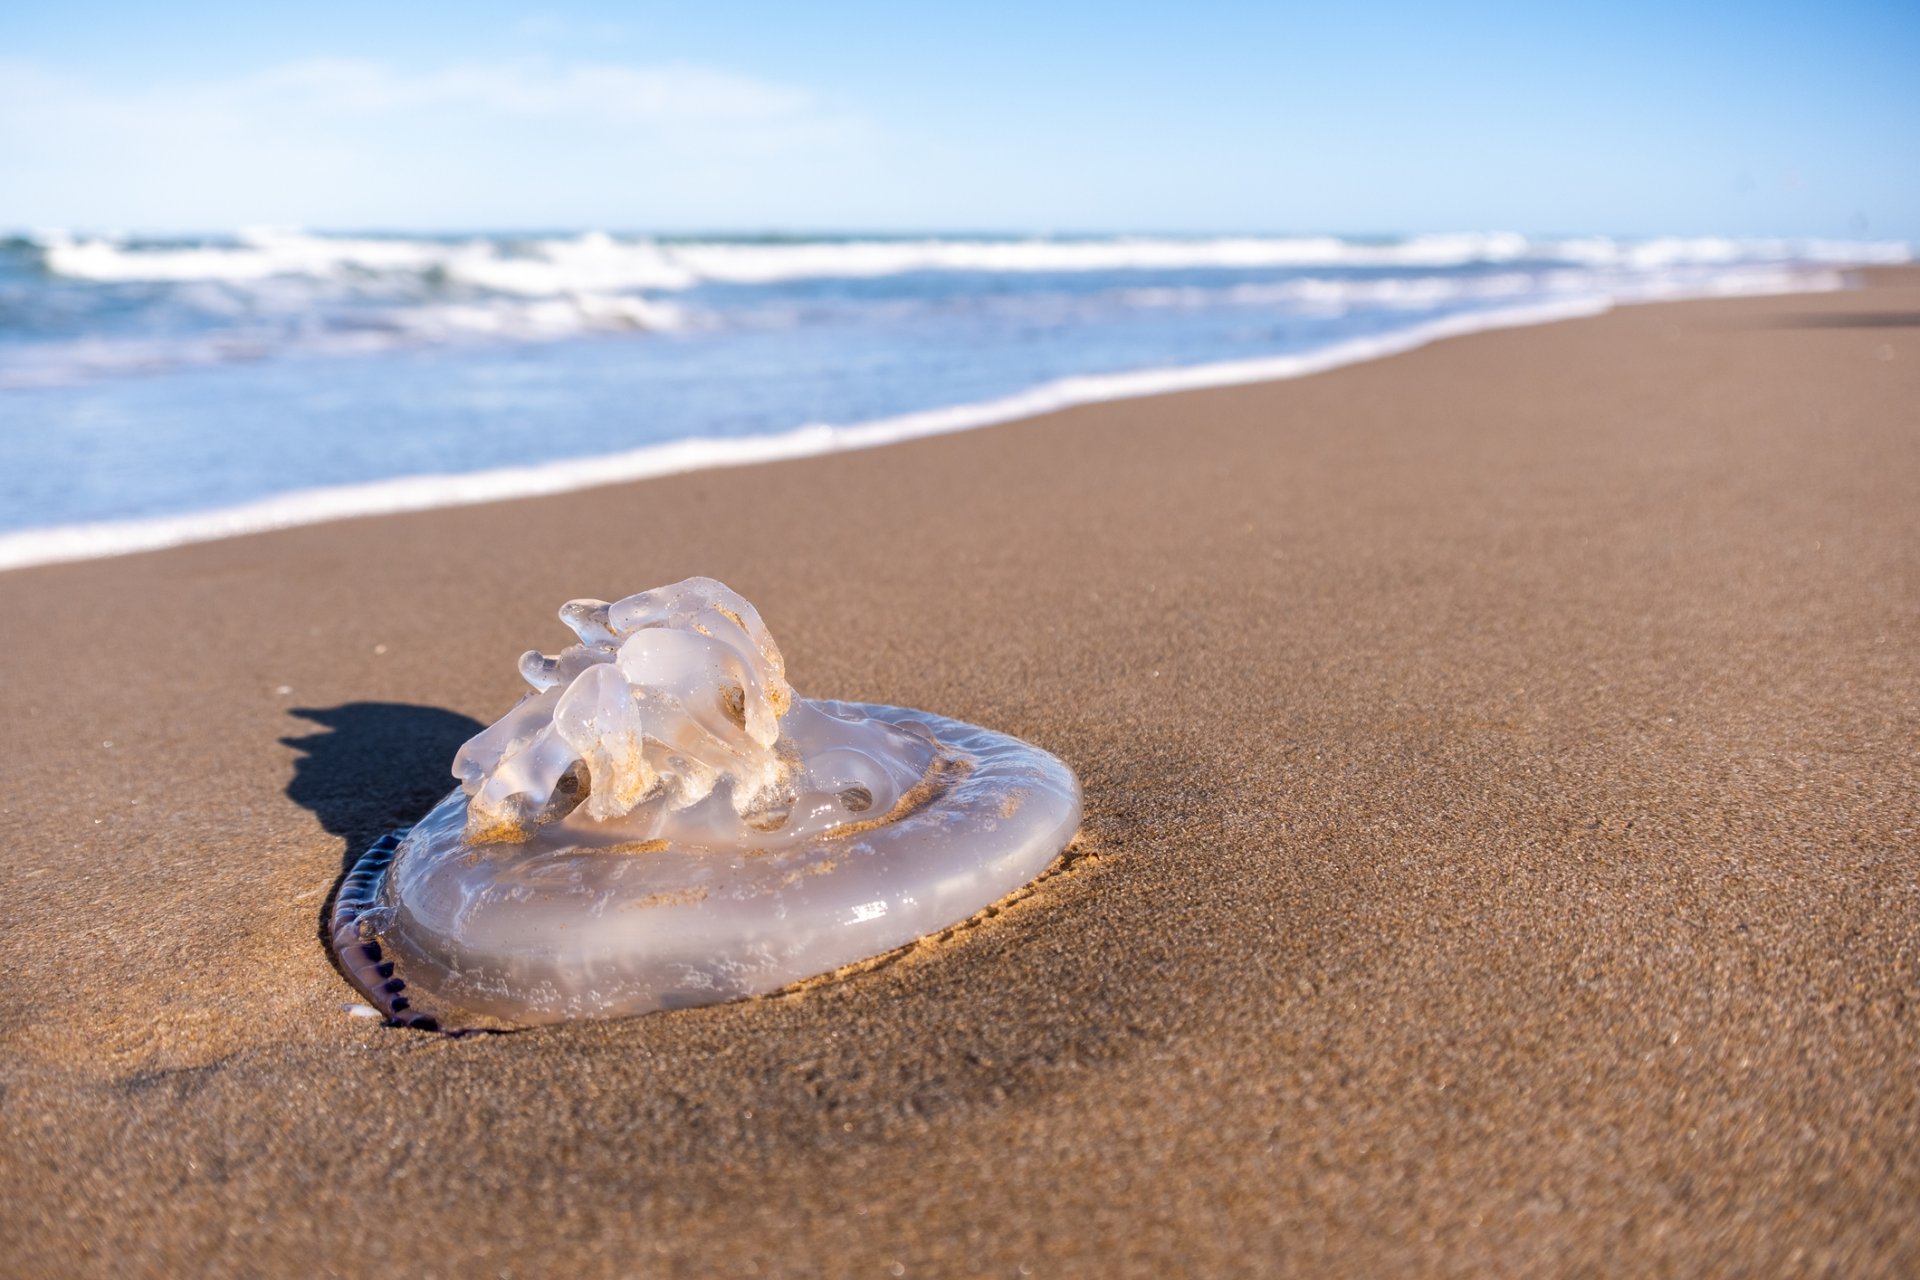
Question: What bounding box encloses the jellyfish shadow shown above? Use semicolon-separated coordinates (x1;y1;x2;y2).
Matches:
285;703;486;1018
284;702;484;875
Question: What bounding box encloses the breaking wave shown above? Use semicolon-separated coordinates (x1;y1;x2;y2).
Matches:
30;228;1914;290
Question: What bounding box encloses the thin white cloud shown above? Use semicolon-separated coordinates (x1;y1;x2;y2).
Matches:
237;58;816;122
0;57;872;229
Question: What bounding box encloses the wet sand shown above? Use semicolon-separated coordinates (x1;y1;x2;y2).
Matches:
2;273;1916;1277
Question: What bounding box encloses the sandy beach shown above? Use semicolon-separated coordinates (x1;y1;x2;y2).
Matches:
2;273;1916;1276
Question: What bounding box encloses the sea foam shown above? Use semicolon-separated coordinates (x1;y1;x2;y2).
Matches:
35;229;1912;291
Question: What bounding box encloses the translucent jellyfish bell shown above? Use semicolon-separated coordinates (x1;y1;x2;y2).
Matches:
329;577;1082;1030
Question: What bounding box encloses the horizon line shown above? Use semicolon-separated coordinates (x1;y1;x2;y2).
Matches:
10;226;1913;244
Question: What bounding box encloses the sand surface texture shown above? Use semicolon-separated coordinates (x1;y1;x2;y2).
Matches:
2;275;1916;1277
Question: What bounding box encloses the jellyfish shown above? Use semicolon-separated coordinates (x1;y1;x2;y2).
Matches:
328;577;1082;1030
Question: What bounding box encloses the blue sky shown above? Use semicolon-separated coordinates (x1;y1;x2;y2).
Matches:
3;1;1915;237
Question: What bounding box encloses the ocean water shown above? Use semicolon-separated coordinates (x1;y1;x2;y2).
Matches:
0;229;1908;567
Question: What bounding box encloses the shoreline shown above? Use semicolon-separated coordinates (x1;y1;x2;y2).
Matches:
0;269;1851;573
2;274;1916;1275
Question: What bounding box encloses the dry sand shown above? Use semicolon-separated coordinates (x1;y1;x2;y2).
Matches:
2;274;1917;1277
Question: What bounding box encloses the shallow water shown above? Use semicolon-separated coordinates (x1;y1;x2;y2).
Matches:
0;230;1905;552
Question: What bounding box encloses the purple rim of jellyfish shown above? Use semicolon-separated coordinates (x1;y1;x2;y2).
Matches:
330;827;448;1033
